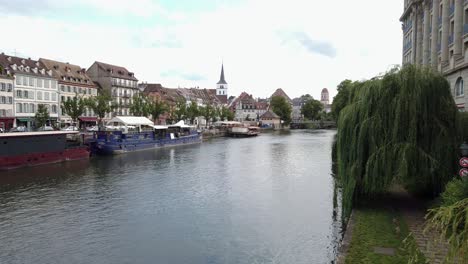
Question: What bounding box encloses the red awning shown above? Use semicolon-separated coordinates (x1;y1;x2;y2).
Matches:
78;117;98;122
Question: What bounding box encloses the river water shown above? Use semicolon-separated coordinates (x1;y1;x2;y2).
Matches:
0;130;341;264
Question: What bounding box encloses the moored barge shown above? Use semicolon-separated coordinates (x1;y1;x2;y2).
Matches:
90;117;201;155
0;131;90;170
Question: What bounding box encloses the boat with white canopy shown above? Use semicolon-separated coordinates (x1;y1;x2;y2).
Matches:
90;117;201;155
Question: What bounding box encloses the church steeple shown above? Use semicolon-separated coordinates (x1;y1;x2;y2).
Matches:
217;64;227;85
216;64;228;97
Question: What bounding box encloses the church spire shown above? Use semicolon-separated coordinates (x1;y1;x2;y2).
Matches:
217;64;227;85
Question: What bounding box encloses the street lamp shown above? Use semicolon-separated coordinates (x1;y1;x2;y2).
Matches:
460;142;468;157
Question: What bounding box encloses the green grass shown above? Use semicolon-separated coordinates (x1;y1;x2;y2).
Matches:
345;208;426;264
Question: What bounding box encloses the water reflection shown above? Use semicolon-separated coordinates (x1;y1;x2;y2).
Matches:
0;130;341;264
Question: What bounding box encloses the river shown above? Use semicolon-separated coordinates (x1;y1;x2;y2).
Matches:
0;130;341;264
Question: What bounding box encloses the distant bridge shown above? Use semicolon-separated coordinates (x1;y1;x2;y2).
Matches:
290;120;336;129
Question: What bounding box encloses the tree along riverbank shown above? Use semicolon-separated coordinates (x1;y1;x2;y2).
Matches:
333;65;467;263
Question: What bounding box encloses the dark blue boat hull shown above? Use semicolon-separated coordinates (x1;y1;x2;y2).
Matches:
91;133;201;155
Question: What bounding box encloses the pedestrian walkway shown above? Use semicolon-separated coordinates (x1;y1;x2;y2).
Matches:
389;186;456;264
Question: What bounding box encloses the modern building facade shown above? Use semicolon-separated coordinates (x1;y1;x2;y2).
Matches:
0;68;14;130
87;61;138;118
0;54;59;128
40;58;98;127
401;0;468;110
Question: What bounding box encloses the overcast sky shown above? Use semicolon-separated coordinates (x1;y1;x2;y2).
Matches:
0;0;403;100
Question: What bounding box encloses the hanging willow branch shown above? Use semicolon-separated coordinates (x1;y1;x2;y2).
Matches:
336;65;459;218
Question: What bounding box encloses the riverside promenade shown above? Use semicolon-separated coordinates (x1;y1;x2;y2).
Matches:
338;186;457;264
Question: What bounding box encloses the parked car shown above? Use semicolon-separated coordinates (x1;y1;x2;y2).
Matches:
37;126;54;131
86;126;98;132
9;126;27;132
62;126;79;131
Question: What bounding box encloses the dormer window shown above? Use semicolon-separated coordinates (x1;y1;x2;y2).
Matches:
11;64;17;70
35;62;40;67
47;70;52;76
21;59;25;64
19;65;24;71
25;66;30;72
32;67;38;74
7;57;11;62
40;69;45;75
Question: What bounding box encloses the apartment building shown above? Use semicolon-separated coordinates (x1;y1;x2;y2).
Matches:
0;68;14;130
0;54;59;128
401;0;468;110
40;58;98;127
87;61;138;118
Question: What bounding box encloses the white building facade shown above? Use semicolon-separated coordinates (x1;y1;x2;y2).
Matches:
40;58;98;127
0;54;59;128
0;71;14;130
401;0;468;110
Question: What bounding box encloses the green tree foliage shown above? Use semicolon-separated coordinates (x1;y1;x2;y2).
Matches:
186;101;199;125
62;94;86;123
301;99;323;120
218;106;234;121
336;65;459;218
148;97;168;124
129;94;151;117
331;79;353;121
86;90;115;125
425;197;467;262
200;104;215;127
270;96;292;125
174;100;187;121
225;107;235;121
35;104;50;128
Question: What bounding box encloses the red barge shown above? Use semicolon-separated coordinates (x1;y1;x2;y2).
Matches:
0;131;90;170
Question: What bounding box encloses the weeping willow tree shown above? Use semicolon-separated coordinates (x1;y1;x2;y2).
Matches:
336;65;459;218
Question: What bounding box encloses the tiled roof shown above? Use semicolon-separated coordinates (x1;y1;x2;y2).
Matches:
270;88;292;103
40;58;95;87
143;84;222;105
260;110;280;119
0;53;53;78
93;61;138;81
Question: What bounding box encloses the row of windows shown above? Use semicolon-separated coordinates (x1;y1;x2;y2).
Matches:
61;107;95;117
15;76;57;89
112;88;137;97
16;103;58;114
0;109;13;117
15;90;57;101
60;85;97;95
0;97;13;104
112;78;138;88
0;83;13;92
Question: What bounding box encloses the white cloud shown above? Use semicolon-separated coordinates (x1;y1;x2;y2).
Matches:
0;0;403;101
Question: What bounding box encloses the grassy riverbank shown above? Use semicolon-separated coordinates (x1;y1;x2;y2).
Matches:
344;207;427;264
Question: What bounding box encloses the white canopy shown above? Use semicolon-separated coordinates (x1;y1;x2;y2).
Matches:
107;116;154;126
169;120;193;128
